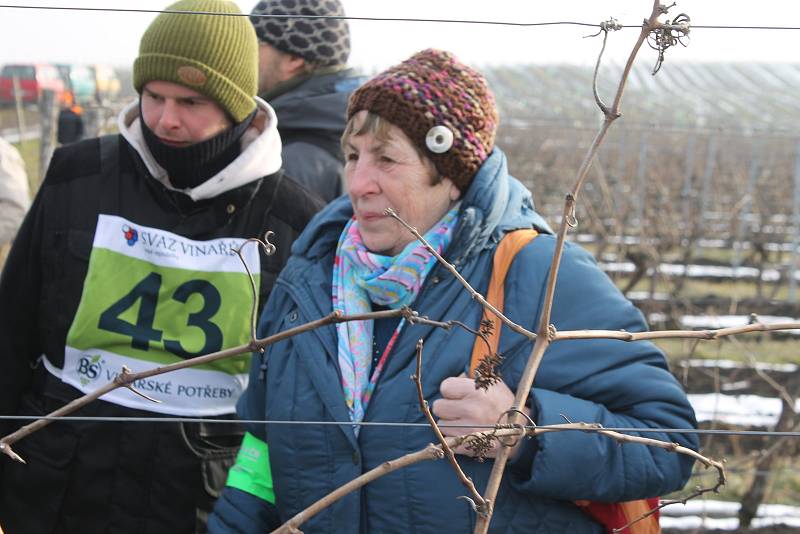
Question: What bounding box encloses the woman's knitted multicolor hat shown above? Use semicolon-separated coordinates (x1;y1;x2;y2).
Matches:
347;49;498;192
133;0;258;123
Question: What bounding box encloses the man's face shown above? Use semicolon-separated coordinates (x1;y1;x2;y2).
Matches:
257;42;296;95
140;81;231;146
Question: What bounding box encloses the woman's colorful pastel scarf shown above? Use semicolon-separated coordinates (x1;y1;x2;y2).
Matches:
332;208;458;426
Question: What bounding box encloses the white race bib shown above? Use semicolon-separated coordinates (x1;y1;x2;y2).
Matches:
58;214;260;415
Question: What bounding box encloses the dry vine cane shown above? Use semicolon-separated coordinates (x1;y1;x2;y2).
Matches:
382;3;720;530
411;339;489;516
472;3;693;532
386;210;732;533
269;184;742;534
0;236;428;463
0;307;419;463
265;215;733;534
271;314;726;533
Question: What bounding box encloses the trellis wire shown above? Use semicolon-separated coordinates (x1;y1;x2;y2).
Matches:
2;415;800;439
0;4;799;32
789;141;800;302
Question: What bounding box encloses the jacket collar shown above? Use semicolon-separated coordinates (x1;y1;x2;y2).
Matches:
266;68;364;145
448;147;552;265
259;65;351;102
117;97;283;201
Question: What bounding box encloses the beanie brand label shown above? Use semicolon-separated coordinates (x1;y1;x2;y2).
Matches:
177;65;208;86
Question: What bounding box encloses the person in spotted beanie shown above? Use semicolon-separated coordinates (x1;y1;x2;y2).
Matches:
210;49;697;533
0;1;323;532
249;0;365;202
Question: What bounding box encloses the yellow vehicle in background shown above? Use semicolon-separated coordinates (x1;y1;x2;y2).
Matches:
93;64;121;103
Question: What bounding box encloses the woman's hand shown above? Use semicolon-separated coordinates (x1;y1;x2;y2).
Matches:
432;376;529;458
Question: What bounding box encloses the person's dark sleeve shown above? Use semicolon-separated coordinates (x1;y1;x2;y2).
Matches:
209;286;295;532
0;183;47;438
209;487;280;534
209;377;279;533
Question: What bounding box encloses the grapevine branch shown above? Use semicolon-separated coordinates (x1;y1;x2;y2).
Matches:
383;213;771;533
271;420;726;533
729;332;797;412
474;3;691;531
553;321;800;341
0;307;419;462
270;429;518;534
617;482;723;534
589;18;622;116
412;339;489;515
234;235;277;342
385;208;535;343
0;260;506;467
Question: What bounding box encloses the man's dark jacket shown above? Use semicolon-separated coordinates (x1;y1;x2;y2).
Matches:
266;68;364;203
0;133;323;534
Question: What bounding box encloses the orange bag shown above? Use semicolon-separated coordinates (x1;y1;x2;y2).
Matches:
469;229;661;534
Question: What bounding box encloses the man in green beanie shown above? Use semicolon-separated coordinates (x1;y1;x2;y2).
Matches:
0;1;323;532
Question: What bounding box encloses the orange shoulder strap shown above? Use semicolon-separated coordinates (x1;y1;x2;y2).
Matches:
468;229;538;378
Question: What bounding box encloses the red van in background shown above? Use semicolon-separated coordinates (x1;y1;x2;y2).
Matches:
0;63;67;105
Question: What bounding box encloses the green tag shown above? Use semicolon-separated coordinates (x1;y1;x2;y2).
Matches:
226;432;275;504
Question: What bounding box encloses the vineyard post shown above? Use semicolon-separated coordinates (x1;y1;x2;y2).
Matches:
695;133;717;258
789;139;800;302
635;130;648;234
732;138;761;273
680;132;696;233
11;75;27;148
37;89;58;188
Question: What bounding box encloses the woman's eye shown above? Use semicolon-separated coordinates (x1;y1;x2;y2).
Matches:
345;152;358;162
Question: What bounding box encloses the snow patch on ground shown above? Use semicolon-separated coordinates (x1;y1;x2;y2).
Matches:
678;359;798;373
688;393;800;426
661;500;800;529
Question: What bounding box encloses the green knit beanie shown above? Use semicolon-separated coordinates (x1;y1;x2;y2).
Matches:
133;0;258;122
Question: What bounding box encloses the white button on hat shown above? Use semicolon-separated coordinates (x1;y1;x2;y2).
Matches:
425;125;454;154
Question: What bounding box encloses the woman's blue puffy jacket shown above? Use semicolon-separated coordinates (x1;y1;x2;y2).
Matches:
210;148;698;533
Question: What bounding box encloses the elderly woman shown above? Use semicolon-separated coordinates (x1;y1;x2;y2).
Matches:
211;49;697;533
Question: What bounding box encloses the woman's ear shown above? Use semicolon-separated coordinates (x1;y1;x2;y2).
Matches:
445;178;462;202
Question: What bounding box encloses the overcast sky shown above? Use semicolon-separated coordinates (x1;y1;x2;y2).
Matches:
1;0;799;72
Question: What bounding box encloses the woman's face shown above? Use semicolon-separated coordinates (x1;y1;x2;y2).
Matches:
343;111;461;256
